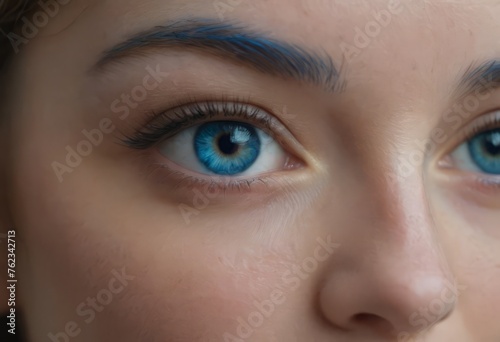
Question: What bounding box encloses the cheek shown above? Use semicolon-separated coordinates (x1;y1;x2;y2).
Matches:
14;146;312;339
23;197;297;340
456;235;500;337
429;196;500;339
90;237;296;340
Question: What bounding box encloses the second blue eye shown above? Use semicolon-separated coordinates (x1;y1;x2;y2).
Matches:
194;122;261;175
467;128;500;175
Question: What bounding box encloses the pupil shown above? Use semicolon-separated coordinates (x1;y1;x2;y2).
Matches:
218;133;239;155
484;132;500;156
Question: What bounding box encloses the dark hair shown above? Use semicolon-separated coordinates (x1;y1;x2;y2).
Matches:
0;0;37;70
0;3;35;341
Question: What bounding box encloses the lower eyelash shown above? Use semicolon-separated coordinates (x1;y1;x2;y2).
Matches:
462;173;500;199
133;149;279;195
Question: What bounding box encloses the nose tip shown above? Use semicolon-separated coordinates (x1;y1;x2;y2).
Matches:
377;276;457;334
320;274;459;336
315;151;462;338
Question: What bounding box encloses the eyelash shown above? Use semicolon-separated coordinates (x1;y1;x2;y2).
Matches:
458;110;500;143
121;101;278;150
124;105;500;151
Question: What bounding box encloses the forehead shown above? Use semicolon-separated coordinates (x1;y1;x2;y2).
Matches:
17;0;500;105
35;0;500;66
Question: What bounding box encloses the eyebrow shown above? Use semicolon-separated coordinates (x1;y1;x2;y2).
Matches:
92;18;344;92
455;60;500;98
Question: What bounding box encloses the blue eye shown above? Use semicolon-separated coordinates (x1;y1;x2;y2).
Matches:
450;128;500;175
467;129;500;174
158;120;290;177
194;122;261;175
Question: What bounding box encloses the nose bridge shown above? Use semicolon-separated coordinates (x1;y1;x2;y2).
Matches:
363;147;449;275
316;141;458;336
355;170;457;334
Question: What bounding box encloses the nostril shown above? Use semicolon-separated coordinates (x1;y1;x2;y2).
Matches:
353;313;383;325
353;313;393;333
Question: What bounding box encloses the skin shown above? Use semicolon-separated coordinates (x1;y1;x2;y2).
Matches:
1;0;500;341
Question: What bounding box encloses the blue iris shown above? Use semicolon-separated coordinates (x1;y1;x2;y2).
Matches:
467;129;500;174
194;122;261;175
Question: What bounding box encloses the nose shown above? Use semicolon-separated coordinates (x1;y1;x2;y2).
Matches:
318;173;458;338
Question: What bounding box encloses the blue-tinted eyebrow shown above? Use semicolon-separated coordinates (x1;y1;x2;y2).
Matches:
92;18;344;92
456;60;500;98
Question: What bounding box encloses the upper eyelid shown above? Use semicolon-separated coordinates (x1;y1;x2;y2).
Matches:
451;110;500;150
460;111;500;140
122;102;266;148
432;109;500;161
121;101;301;152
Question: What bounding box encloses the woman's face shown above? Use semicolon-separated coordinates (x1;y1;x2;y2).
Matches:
3;0;500;341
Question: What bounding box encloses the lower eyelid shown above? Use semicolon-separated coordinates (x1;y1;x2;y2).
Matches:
432;168;500;209
140;149;287;197
461;174;500;201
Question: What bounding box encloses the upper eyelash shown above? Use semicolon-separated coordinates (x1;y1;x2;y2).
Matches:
121;101;275;149
459;110;500;142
